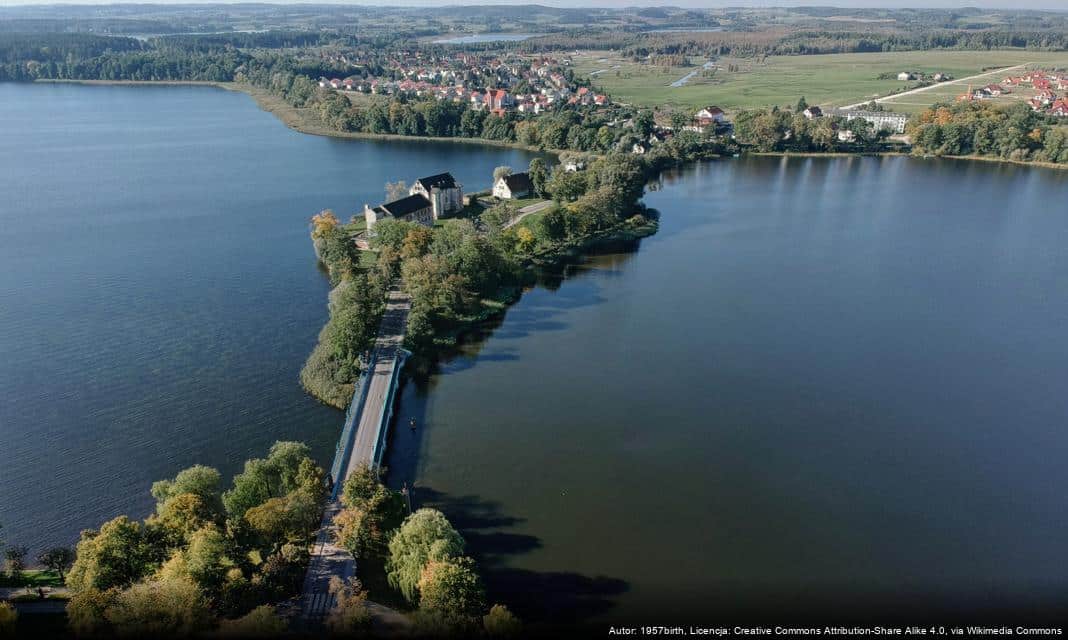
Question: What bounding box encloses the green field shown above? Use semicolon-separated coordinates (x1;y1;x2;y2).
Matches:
575;50;1068;114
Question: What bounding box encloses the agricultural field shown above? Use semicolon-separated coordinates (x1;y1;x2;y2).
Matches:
575;50;1068;114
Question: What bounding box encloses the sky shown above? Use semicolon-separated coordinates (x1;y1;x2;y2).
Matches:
1;0;1066;9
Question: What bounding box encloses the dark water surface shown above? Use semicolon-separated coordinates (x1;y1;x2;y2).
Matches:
387;157;1068;622
2;83;1067;623
0;82;539;556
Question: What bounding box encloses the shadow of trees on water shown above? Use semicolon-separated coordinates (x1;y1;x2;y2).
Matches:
412;486;629;625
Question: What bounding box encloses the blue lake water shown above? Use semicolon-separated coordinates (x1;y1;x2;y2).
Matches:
1;82;1067;623
0;82;539;559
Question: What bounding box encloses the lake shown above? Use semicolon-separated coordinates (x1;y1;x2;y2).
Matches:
0;82;540;560
2;83;1068;624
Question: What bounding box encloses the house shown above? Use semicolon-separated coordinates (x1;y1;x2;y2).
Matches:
803;106;823;119
837;129;857;143
933;73;948;82
409;172;464;219
564;159;586;172
364;194;434;233
631;141;650;155
493;172;533;199
694;106;726;127
897;72;915;81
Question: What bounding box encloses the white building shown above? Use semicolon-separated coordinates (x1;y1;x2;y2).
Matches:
409;172;463;219
493;172;533;199
364;194;434;233
838;110;909;134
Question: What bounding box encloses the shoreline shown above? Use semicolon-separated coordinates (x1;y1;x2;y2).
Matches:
33;80;1068;171
35;79;558;154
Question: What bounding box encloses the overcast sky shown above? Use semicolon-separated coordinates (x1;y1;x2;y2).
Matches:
1;0;1066;10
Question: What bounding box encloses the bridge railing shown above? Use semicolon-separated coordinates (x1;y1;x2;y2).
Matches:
371;348;412;470
328;350;378;501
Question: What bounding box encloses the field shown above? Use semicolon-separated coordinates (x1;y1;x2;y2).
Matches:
574;50;1068;114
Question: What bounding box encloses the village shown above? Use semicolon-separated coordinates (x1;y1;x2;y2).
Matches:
318;50;612;116
957;68;1068;117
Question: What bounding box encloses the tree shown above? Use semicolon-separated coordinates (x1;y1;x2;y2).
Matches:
634;110;655;138
528;158;548;198
222;441;318;518
37;547;75;581
796;96;808;113
483;604;521;637
150;465;223;517
417;557;485;629
335;486;406;562
515;226;536;254
148;493;216;548
492;166;513;182
3;546;26;583
325;576;372;634
386;509;464;603
385;180;408;202
216;605;287;637
670;110;690;132
68;516;159;593
104;577;213;637
0;602;17;636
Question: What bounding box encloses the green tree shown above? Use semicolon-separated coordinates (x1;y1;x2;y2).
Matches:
3;546;26;584
796;96;808;113
417;556;486;630
150;465;223;517
37;547;75;581
335;486;406;561
148;493;217;548
68;516;161;593
528;158;548;198
386;509;464;603
105;577;213;637
222;442;317;518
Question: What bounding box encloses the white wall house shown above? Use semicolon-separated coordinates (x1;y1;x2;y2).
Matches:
493;172;534;199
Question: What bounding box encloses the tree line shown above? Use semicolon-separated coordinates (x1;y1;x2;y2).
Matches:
62;442;327;635
908;101;1068;164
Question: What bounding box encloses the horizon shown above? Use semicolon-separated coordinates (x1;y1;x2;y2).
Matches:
3;1;1068;11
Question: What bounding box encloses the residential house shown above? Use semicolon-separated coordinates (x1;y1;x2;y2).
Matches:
897;72;915;81
364;194;434;233
694;106;727;130
409;172;464;219
493;172;534;199
803;106;823;119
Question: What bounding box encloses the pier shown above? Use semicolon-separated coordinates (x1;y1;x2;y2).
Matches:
299;286;411;624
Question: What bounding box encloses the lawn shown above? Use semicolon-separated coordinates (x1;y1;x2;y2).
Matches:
576;50;1068;113
0;570;64;588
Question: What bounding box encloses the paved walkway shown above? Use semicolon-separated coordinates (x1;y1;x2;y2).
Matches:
299;287;411;625
503;199;554;229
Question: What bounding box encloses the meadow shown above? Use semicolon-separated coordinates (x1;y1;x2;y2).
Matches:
576;50;1068;113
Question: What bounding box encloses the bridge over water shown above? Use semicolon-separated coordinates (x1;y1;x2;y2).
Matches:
299;286;411;624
